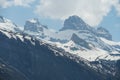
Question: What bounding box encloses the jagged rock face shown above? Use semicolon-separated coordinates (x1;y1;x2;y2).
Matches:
97;27;112;40
71;33;90;49
60;15;89;31
24;18;44;32
60;15;112;41
0;16;4;23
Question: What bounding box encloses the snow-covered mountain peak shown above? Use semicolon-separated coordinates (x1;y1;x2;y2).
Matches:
28;18;40;24
24;18;48;33
0;16;12;23
0;16;17;23
0;16;19;32
60;15;90;31
24;18;43;32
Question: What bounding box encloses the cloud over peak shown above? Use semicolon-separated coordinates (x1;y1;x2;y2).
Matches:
1;0;120;27
35;0;120;26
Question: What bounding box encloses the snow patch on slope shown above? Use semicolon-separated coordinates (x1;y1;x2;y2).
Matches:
28;19;38;23
54;40;120;61
0;17;19;32
100;38;120;46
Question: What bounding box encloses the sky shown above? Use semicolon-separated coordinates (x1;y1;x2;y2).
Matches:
0;0;120;41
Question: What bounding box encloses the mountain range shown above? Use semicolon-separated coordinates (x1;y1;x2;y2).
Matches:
0;15;120;80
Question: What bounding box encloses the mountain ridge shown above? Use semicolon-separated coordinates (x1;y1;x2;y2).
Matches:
0;15;120;80
0;28;111;80
0;15;120;61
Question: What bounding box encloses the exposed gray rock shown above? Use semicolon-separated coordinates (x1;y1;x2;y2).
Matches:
0;16;5;23
24;18;47;32
71;33;91;49
60;15;90;31
97;27;112;40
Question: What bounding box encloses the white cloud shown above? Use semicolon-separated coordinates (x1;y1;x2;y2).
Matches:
35;0;120;26
14;0;35;7
0;0;35;8
0;0;12;8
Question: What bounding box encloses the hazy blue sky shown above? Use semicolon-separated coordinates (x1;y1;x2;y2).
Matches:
0;0;120;41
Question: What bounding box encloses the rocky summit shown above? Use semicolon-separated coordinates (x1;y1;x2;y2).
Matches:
60;15;90;31
24;18;48;33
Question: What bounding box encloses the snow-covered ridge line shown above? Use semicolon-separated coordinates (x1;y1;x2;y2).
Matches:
100;37;120;46
53;40;120;61
0;15;120;62
0;28;37;46
0;27;91;66
27;18;39;23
